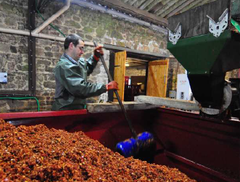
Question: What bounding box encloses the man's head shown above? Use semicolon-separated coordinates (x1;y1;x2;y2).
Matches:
64;34;85;61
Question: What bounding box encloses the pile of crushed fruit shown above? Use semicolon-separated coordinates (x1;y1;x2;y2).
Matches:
0;119;196;181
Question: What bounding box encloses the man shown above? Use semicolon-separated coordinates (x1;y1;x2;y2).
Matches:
52;34;118;110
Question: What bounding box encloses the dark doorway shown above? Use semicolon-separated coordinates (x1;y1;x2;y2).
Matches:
124;58;147;101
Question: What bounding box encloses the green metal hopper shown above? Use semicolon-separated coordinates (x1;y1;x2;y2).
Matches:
167;0;240;116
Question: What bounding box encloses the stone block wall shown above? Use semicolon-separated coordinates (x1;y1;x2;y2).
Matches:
0;34;29;91
0;0;168;112
167;58;186;96
125;67;146;77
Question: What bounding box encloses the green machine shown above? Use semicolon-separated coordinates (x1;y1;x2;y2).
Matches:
167;0;240;117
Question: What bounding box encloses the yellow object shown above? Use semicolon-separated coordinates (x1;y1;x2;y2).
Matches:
114;51;126;102
147;59;169;97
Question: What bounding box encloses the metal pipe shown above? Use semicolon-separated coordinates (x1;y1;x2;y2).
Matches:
0;28;29;36
32;0;71;34
0;27;95;46
94;41;137;138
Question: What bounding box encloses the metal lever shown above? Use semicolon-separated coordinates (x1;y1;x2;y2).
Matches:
93;41;137;138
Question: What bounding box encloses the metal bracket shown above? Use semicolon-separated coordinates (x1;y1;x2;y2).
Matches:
207;9;228;37
168;23;181;45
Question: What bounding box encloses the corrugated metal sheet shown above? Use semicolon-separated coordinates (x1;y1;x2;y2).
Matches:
120;0;216;18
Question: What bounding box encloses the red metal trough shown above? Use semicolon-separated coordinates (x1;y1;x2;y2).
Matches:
0;108;239;182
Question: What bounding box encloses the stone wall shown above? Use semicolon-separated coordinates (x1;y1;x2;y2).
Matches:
167;58;186;96
0;0;168;112
126;67;146;77
0;34;29;91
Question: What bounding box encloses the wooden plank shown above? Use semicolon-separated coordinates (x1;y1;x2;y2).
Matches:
139;0;155;10
91;0;168;26
114;51;126;102
157;0;179;17
162;0;188;18
147;59;169;97
166;0;194;18
168;0;230;38
87;102;159;113
180;0;205;13
129;0;138;6
146;0;163;12
103;44;169;60
156;0;172;16
133;0;146;8
148;66;161;96
135;95;200;111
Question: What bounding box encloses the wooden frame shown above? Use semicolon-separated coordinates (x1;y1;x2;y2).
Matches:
91;0;168;27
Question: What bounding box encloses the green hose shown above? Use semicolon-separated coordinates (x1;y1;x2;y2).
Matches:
231;19;240;33
35;0;66;37
0;97;40;111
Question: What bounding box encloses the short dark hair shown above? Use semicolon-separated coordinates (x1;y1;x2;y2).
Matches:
64;34;83;50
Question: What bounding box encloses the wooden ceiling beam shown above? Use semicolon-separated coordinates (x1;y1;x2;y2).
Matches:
139;0;155;10
91;0;168;26
156;0;173;16
161;0;188;18
166;0;195;18
146;0;163;12
133;0;147;8
129;0;138;6
180;0;204;13
151;3;164;14
192;0;216;9
152;0;172;15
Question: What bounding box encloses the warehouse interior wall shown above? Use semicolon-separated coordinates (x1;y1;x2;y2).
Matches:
0;0;168;112
1;1;237;112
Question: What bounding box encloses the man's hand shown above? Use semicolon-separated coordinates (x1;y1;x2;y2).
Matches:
106;81;118;91
94;46;103;61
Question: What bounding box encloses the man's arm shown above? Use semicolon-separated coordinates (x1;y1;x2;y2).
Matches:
86;55;98;76
56;63;107;98
86;46;104;75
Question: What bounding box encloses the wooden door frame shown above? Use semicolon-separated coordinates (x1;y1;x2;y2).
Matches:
105;44;169;101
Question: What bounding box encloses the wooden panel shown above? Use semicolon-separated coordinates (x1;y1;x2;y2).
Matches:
114;51;126;102
168;0;230;38
103;44;169;60
147;59;169;97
